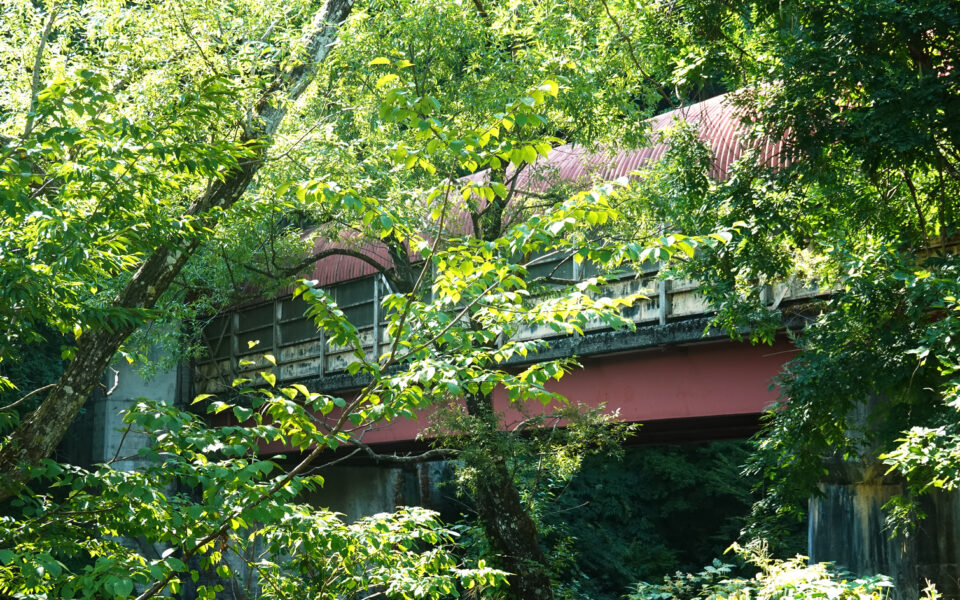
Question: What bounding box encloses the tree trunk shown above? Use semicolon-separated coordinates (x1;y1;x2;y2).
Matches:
0;0;354;499
466;393;555;600
473;456;555;600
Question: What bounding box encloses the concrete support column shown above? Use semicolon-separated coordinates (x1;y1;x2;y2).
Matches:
809;462;960;599
303;461;458;521
59;354;180;469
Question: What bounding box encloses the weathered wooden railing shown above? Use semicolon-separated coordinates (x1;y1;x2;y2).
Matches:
194;260;825;395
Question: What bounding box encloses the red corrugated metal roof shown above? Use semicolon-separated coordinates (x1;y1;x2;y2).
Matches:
308;93;782;287
508;92;784;187
307;236;396;287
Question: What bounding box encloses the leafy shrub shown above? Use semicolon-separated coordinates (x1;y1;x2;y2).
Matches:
627;543;893;600
0;394;506;599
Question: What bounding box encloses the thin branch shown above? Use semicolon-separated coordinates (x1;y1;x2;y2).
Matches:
240;247;391;279
23;4;61;141
511;188;557;201
597;0;677;111
106;421;134;465
220;244;243;296
242;556;290;600
526;417;561;507
356;440;457;464
902;168;929;246
542;500;590;515
301;447;363;476
0;5;60;167
266;107;344;164
392;256;530;365
470;0;490;22
0;384;56;412
172;0;218;74
383;180;454;367
103;368;120;396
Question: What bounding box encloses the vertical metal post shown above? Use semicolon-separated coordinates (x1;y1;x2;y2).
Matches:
318;327;326;378
658;279;671;326
273;299;281;380
372;276;381;361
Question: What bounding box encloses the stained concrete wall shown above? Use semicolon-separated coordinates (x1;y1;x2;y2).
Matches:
60;357;181;468
301;461;459;522
917;491;960;595
810;471;960;599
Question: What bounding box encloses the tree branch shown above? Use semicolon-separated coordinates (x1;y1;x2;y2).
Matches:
0;5;60;167
240;246;392;280
597;0;677;111
357;440;457;464
470;0;489;21
22;4;60;141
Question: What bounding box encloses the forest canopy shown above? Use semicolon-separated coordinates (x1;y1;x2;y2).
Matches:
1;0;959;598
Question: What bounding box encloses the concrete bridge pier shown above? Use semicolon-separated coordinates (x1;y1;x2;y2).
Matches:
809;461;960;599
301;460;460;522
59;357;185;469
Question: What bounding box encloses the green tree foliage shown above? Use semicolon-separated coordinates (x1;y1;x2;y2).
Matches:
599;0;960;534
5;0;957;595
0;388;507;599
0;121;733;596
2;0;296;358
252;3;744;595
0;0;744;596
0;0;356;484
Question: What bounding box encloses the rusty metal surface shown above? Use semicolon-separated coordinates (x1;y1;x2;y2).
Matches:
305;94;781;287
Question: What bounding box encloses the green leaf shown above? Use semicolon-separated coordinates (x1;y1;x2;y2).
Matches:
233;406;253;422
114;577;133;598
710;231;733;244
674;240;695;258
538;80;559;97
164;557;187;572
521;146;538;164
376;73;399;89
